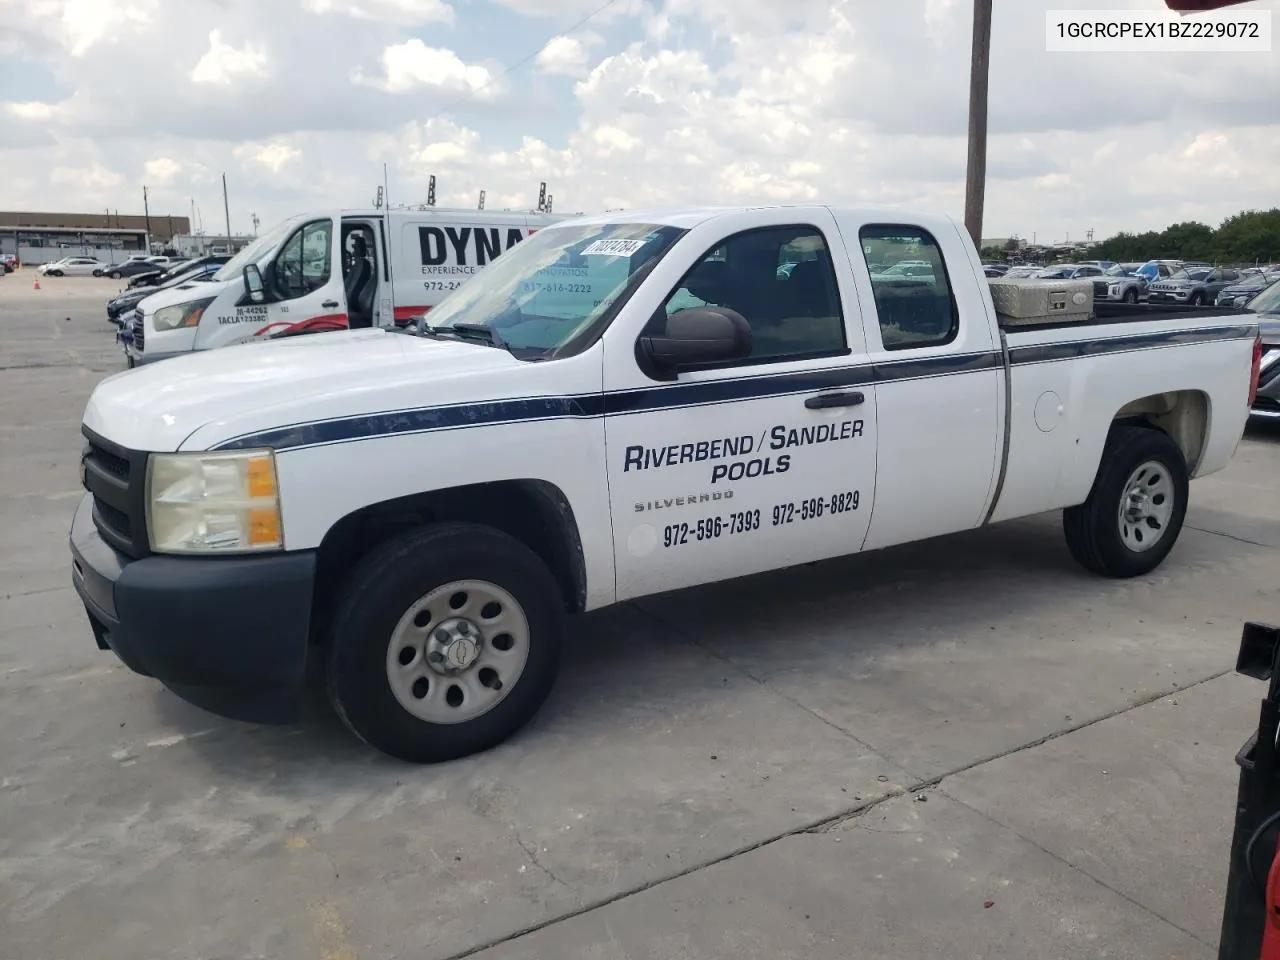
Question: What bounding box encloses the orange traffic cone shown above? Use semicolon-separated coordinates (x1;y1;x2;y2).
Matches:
32;276;40;290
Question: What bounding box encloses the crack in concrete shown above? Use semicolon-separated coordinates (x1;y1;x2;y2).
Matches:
513;832;573;894
1186;523;1275;550
438;666;1237;960
940;790;1214;949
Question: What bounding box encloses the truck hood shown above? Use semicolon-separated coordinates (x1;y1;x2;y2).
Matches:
83;329;526;451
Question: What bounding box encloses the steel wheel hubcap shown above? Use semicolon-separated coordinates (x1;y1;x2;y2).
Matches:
385;579;530;725
1117;460;1174;553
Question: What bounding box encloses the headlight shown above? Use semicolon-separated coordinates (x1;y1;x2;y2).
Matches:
1108;285;1120;295
146;449;283;554
153;297;215;332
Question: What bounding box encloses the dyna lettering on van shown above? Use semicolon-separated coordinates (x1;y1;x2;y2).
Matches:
418;226;527;275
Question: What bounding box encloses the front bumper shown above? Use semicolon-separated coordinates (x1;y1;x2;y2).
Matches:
69;493;317;723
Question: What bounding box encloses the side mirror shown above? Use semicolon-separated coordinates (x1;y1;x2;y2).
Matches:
244;263;266;304
639;307;752;377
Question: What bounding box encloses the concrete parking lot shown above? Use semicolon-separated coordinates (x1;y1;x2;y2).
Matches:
2;272;1277;959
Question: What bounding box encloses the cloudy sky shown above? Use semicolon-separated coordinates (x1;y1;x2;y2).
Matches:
1;0;1277;242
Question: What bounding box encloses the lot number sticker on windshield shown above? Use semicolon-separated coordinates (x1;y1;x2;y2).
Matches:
581;238;646;258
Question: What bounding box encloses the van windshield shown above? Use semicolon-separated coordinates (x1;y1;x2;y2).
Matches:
212;217;301;282
426;221;687;358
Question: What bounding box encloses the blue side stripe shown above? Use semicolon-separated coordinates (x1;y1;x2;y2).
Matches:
213;324;1254;452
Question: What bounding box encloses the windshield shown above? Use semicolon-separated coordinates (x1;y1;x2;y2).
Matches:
425;221;687;357
212;217;301;281
1250;280;1280;315
1103;264;1133;277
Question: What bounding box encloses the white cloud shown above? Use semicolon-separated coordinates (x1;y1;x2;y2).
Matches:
234;142;301;174
143;156;181;184
191;29;267;85
5;102;56;121
2;0;1279;245
50;162;124;191
536;34;600;77
302;0;454;26
39;0;157;56
353;39;494;96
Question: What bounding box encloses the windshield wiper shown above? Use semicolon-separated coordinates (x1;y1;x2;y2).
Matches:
448;322;510;351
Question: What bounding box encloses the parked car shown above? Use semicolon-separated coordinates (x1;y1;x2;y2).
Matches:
1002;265;1042;279
1093;262;1150;304
73;202;1262;762
125;257;199;289
100;258;174;280
1132;260;1183;285
1217;272;1280;309
107;258;230;324
1246;280;1280;421
92;255;151;277
1035;264;1105;280
1148;266;1243;305
38;257;105;277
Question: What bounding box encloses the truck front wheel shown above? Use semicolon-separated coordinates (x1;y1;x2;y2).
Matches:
326;522;565;763
1062;425;1188;578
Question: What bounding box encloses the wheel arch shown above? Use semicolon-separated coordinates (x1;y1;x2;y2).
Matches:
312;479;589;640
1111;389;1210;474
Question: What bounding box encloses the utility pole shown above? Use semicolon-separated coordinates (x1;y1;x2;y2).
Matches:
142;185;152;253
963;0;993;249
222;173;232;247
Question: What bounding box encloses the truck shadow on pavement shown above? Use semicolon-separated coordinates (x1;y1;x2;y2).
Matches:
145;507;1242;787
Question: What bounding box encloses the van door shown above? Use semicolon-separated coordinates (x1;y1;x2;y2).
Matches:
246;215;346;340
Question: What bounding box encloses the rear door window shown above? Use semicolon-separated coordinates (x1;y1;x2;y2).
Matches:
857;225;959;350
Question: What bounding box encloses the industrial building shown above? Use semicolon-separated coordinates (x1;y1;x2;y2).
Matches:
0;210;192;265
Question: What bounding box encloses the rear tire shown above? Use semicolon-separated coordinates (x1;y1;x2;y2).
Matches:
1063;425;1188;578
326;522;565;763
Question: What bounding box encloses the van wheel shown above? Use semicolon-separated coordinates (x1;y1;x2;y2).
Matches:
326;522;565;763
1062;425;1188;578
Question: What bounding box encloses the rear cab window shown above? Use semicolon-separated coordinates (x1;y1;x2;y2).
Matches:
856;224;959;350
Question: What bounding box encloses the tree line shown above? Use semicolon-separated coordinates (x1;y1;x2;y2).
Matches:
1086;209;1280;265
980;209;1280;265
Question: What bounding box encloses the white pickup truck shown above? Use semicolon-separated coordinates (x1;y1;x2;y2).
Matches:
70;204;1262;763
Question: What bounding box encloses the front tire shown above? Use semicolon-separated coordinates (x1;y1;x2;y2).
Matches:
48;269;62;277
326;522;565;763
1122;288;1138;304
1063;425;1188;578
1189;292;1205;306
109;271;122;279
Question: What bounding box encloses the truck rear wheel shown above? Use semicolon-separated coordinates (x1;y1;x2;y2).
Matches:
325;522;565;763
1062;425;1188;578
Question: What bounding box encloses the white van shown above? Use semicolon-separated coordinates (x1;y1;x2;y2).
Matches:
120;207;566;365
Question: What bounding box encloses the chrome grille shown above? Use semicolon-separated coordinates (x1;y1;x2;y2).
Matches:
131;309;144;351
